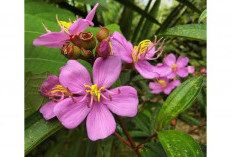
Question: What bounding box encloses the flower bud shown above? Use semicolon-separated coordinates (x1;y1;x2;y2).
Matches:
97;40;111;57
96;27;110;42
72;32;96;50
61;43;81;59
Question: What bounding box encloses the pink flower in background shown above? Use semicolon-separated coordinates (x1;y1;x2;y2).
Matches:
40;56;138;141
110;32;171;79
39;75;73;120
163;53;192;79
149;77;181;95
33;3;99;48
200;68;207;74
187;66;195;74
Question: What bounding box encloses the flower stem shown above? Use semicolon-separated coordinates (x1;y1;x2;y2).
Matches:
116;116;141;157
136;133;157;150
114;132;131;147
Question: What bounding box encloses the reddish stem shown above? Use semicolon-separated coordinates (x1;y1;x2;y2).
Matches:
114;132;131;147
136;133;157;150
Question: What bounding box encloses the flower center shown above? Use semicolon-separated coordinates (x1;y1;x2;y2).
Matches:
84;84;105;102
171;64;177;72
157;79;167;88
132;40;152;63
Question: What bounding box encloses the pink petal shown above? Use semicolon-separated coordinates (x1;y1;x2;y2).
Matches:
99;40;111;56
93;56;121;88
59;60;92;94
54;97;91;129
171;79;181;87
86;102;116;141
176;56;189;68
102;86;138;117
110;31;133;63
164;53;176;66
40;101;56;120
153;64;172;77
176;67;189;78
163;86;174;95
149;82;163;94
167;72;176;79
33;32;69;48
68;19;94;35
40;75;60;97
85;3;99;21
134;60;159;79
187;66;195;74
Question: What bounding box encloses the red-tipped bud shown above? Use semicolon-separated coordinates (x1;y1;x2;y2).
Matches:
97;40;111;57
61;43;81;59
96;27;110;42
73;32;96;50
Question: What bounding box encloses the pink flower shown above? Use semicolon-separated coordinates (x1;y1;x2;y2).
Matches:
40;56;138;141
39;75;73;120
110;32;171;79
163;53;191;79
149;77;181;95
188;66;195;74
33;3;99;48
200;68;207;74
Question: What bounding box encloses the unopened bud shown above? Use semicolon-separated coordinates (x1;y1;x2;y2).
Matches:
96;27;110;42
61;43;81;59
77;32;96;50
97;40;111;57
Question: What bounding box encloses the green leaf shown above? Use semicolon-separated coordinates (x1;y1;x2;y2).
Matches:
157;76;203;130
25;72;49;118
159;24;206;41
158;130;204;157
198;9;207;23
25;112;62;155
132;112;151;134
141;142;167;157
179;113;201;126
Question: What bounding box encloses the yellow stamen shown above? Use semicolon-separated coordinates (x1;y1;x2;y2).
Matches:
171;64;177;72
157;79;167;88
132;40;152;63
59;21;74;30
84;84;105;102
50;85;71;96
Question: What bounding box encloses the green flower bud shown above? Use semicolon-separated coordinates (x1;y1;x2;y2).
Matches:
61;43;81;59
72;32;96;50
96;27;110;42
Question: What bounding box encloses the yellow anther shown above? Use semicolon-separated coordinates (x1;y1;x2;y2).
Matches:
59;21;73;30
50;85;70;96
171;64;177;72
135;40;152;54
132;40;152;63
84;84;105;102
157;79;167;88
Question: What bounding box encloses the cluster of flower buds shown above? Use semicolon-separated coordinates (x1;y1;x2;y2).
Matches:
96;27;111;58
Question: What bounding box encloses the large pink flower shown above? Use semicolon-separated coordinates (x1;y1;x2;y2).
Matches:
33;3;99;48
40;56;138;141
149;77;181;95
163;53;192;79
110;31;171;79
